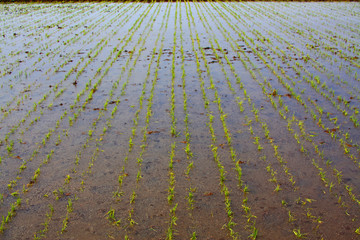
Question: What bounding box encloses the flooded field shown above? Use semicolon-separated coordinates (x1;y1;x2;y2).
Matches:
0;2;359;239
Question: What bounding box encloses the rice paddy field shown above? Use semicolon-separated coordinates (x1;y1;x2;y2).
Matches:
0;1;360;239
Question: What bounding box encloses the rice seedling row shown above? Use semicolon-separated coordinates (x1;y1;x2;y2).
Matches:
217;2;360;202
110;3;175;238
194;3;337;238
0;1;359;239
0;1;155;235
0;3;135;142
0;3;144;198
184;3;254;238
0;3;100;82
193;3;319;238
5;3;161;239
51;4;161;237
204;1;358;238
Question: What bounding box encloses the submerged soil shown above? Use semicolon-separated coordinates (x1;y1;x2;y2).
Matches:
0;2;359;240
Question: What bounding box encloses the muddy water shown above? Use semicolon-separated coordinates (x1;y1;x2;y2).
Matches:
0;2;359;240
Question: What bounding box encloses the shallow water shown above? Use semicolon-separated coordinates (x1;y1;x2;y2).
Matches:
0;2;359;239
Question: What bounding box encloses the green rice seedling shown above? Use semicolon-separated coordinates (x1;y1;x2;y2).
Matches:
106;209;116;222
67;199;73;213
64;175;71;184
243;185;249;194
249;226;258;240
10;191;19;198
274;184;282;192
288;211;296;223
293;228;307;238
136;170;142;183
130;191;136;204
128;209;137;227
61;216;68;233
185;161;194;176
191;232;197;240
184;144;193;158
